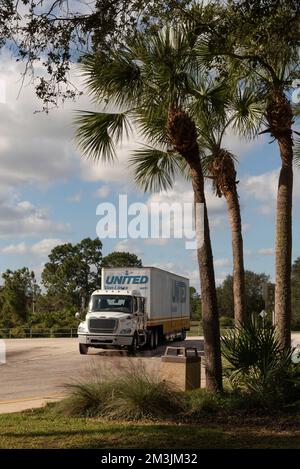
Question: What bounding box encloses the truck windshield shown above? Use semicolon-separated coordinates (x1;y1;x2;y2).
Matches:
90;295;132;313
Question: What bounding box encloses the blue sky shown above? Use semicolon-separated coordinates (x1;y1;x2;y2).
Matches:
0;54;300;290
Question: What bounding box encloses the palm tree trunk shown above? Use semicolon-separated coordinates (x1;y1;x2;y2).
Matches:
167;109;222;392
267;91;293;350
225;187;246;325
209;149;246;325
189;159;223;392
275;136;293;349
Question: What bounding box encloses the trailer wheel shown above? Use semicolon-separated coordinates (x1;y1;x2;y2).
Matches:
79;343;89;355
154;329;159;348
149;329;158;350
149;330;155;349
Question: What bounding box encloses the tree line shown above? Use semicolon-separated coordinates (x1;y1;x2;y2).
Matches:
0;238;142;332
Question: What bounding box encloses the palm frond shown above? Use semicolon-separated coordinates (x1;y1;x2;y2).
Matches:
293;138;300;168
191;78;229;117
74;111;132;162
134;105;169;147
230;86;265;140
129;145;186;192
80;51;143;108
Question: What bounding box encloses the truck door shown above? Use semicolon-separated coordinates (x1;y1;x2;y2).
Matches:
133;296;144;331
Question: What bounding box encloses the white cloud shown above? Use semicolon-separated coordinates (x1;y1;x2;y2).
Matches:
1;242;27;254
144;179;227;241
242;167;300;207
242;223;251;233
95;185;110;198
242;169;279;202
0;197;70;238
113;239;144;256
1;238;66;256
31;238;65;256
214;258;231;268
143;238;168;246
257;248;274;255
215;271;228;286
80;138;138;184
222;129;263;159
67;192;82;203
257;204;274;215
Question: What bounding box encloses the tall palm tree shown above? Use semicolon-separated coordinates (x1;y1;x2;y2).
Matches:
75;28;223;391
191;0;300;349
197;87;263;325
133;85;263;326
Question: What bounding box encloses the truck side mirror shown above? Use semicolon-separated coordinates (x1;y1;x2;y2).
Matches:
75;312;81;319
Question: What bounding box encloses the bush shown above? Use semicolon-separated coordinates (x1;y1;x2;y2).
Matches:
221;317;300;408
58;381;116;417
219;316;234;328
59;361;185;420
184;389;220;416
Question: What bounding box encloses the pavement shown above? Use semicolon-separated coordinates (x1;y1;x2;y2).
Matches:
0;336;205;414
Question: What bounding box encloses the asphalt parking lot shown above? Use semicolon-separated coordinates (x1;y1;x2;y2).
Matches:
0;336;205;413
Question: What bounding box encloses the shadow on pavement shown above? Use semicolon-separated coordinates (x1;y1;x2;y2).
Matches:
89;338;204;358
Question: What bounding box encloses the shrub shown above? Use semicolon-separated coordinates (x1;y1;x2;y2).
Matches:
221;317;300;408
219;316;234;328
184;389;220;416
59;361;185;420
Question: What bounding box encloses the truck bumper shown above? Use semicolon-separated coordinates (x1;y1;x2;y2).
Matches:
78;334;133;347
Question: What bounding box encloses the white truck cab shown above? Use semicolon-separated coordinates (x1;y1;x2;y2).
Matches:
77;289;146;354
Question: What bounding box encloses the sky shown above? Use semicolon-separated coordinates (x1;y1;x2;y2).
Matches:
0;53;300;291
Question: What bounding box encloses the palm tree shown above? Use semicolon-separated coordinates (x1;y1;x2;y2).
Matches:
75;28;223;391
133;85;263;327
191;0;300;349
195;86;263;326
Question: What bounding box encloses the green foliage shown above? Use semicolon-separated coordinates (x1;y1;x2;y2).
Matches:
189;287;202;320
217;270;269;319
184;389;220;417
0;239;143;330
59;363;184;420
102;252;142;268
74;111;132;162
221;318;300;408
59;381;116;418
42;238;103;308
130;146;185;192
219;316;234;328
1;1;188;110
0;268;37;326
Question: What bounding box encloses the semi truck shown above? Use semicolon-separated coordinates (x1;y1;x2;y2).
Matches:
76;266;190;354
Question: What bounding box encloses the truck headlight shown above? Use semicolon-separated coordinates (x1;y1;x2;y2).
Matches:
78;322;88;333
119;328;132;335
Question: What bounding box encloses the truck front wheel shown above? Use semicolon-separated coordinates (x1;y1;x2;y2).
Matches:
79;343;89;355
128;333;138;355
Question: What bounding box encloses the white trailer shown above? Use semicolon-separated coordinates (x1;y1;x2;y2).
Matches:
77;267;190;354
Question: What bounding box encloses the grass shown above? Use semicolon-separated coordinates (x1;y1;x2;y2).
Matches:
0;406;299;449
58;361;185;420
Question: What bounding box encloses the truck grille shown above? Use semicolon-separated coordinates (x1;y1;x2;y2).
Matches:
88;318;117;334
